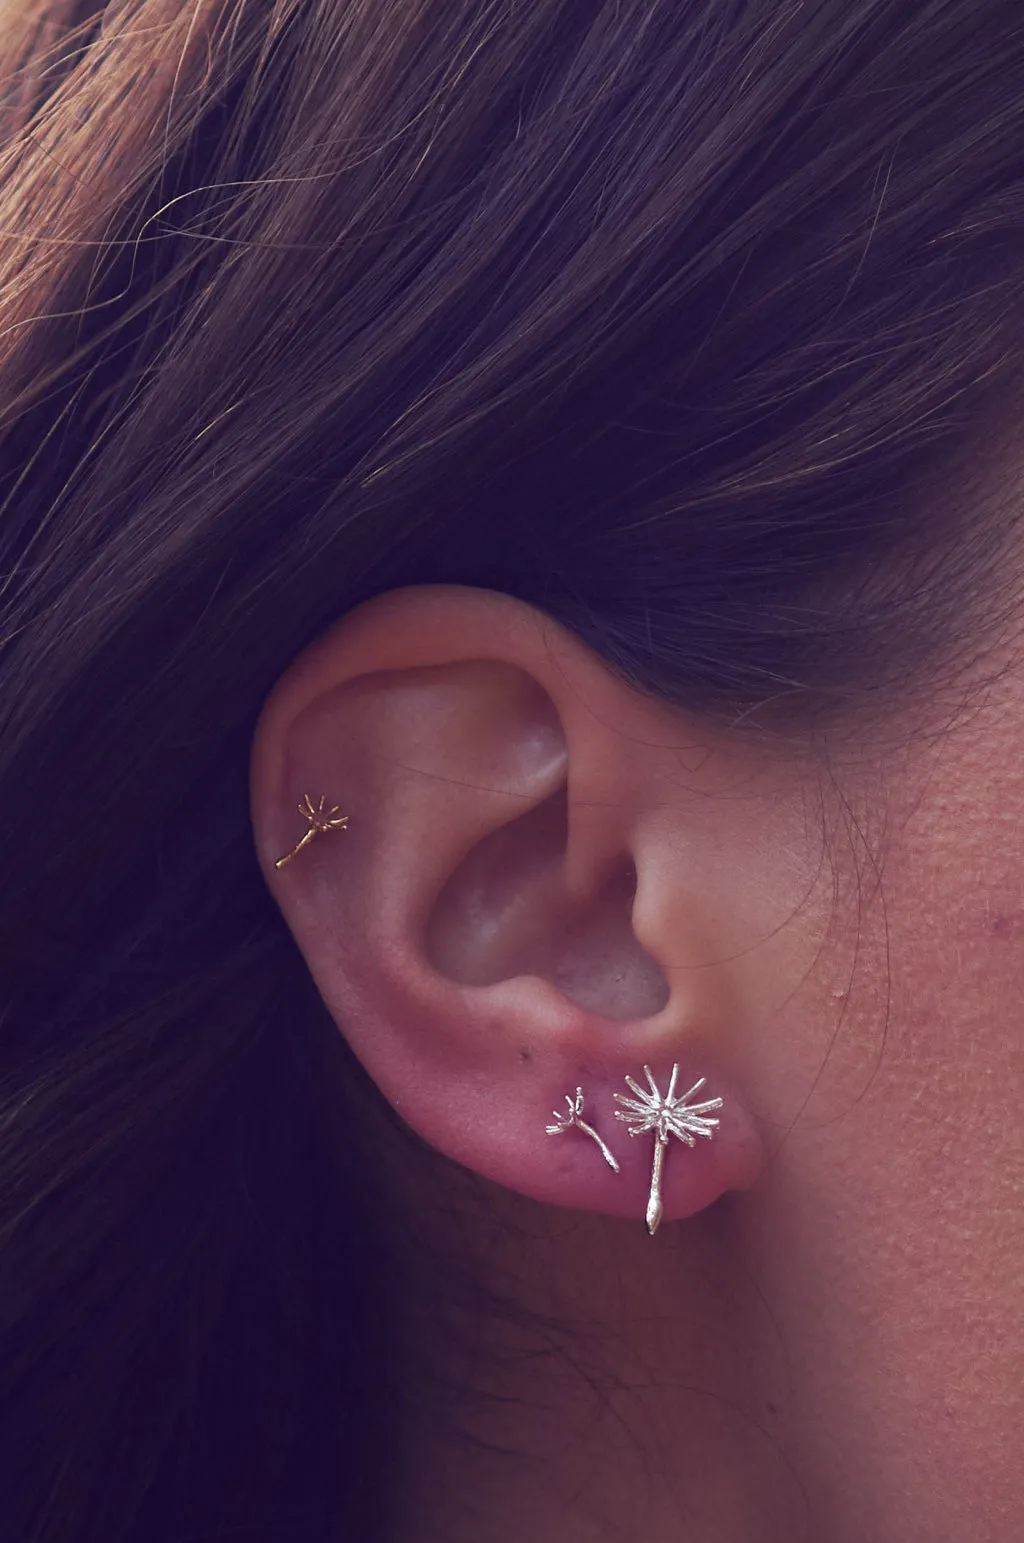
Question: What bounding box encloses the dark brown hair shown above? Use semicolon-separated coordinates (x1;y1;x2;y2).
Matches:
2;1;1024;1538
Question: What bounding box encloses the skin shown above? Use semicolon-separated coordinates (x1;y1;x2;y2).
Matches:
251;584;1024;1543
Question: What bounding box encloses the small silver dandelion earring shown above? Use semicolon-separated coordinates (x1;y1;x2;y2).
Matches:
274;794;349;869
546;1088;621;1172
614;1065;723;1235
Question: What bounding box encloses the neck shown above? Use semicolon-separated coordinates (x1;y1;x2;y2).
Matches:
395;1183;812;1543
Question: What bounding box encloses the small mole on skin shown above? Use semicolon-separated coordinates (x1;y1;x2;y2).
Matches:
519;1048;532;1063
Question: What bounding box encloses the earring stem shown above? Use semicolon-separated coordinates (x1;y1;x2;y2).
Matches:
646;1135;668;1236
576;1116;620;1173
274;826;317;869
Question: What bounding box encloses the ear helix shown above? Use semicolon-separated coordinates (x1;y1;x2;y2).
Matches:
272;796;725;1238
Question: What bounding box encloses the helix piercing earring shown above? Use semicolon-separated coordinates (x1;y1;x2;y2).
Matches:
274;794;350;869
546;1088;621;1173
614;1065;723;1236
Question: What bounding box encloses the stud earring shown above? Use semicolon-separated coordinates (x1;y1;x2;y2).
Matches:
274;793;349;868
614;1065;723;1236
546;1088;621;1172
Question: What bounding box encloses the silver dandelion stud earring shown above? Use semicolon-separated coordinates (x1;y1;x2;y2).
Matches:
546;1087;620;1172
614;1065;723;1235
274;793;349;869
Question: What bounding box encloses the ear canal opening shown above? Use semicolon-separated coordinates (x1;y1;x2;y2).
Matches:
424;787;669;1020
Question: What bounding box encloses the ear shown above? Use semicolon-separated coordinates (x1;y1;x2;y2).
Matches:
250;586;778;1232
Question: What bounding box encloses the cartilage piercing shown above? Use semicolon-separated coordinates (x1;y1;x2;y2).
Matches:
274;793;349;868
546;1088;621;1172
614;1065;723;1236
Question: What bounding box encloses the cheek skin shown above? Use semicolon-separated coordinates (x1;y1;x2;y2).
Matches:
740;680;1024;1542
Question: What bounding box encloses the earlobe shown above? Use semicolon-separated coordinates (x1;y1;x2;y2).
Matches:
250;586;766;1231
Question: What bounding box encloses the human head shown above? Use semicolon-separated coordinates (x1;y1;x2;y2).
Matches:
1;1;1023;1538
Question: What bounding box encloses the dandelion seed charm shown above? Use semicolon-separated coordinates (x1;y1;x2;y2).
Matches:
546;1088;621;1173
614;1065;723;1236
274;794;349;869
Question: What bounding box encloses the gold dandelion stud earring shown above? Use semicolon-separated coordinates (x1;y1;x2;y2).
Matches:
614;1065;723;1235
546;1087;621;1172
274;793;349;869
